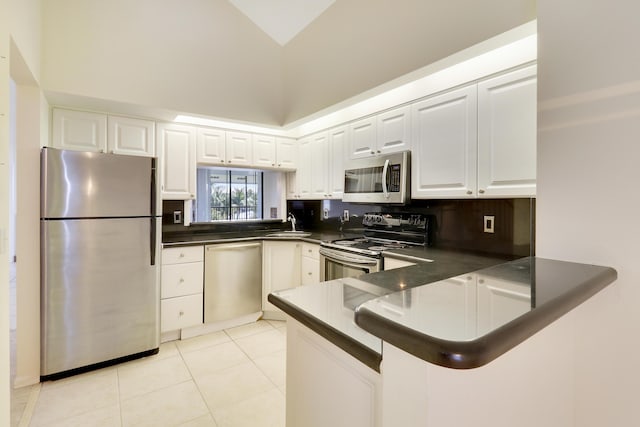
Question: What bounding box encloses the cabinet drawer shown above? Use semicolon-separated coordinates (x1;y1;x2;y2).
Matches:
162;246;203;265
301;242;319;260
161;293;203;332
301;256;319;286
161;262;203;298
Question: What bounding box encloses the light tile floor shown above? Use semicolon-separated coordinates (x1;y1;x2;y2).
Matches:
11;320;287;427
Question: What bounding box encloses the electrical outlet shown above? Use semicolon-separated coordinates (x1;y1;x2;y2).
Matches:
323;208;329;219
483;215;495;233
343;209;350;221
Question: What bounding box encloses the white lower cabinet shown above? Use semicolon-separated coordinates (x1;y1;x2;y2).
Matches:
286;317;381;427
301;242;320;285
160;246;204;338
161;294;203;333
262;241;302;319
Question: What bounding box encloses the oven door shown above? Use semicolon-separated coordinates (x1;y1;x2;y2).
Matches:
319;247;381;281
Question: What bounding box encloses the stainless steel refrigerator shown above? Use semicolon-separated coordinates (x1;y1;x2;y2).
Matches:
40;147;161;380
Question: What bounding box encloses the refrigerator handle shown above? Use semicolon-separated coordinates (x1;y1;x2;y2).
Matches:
150;218;157;266
150;158;157;217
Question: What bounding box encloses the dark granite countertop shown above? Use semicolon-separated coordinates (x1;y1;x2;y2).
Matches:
355;257;616;369
161;230;356;246
268;249;511;371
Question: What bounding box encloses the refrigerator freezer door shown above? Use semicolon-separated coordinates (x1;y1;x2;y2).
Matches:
41;217;160;376
41;148;157;218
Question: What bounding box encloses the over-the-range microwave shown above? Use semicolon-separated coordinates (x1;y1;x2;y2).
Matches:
342;151;410;204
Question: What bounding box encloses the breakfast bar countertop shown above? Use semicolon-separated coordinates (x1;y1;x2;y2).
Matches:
269;255;617;372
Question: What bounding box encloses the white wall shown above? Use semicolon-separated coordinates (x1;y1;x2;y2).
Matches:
282;0;536;123
41;0;284;125
8;0;41;83
537;1;640;425
0;2;11;424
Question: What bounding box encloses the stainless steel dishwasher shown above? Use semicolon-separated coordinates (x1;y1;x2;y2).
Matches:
204;242;262;323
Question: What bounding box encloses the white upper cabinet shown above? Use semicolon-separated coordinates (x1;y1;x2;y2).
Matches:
107;115;155;157
349;117;377;159
252;134;277;168
376;105;411;155
348;106;411;159
477;65;537;197
196;127;226;165
309;132;329;199
158;123;196;200
52;109;107;153
412;85;478;199
225;131;252;167
291;136;313;199
275;137;298;170
253;135;298;170
53;109;155;157
327;126;347;199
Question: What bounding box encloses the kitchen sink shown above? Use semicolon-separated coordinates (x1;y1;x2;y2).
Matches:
266;231;311;237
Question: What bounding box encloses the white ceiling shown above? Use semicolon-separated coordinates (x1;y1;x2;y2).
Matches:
228;0;336;46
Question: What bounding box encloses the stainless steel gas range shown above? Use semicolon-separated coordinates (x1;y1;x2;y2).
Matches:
319;212;431;281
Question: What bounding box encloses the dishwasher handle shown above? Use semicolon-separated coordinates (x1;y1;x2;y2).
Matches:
206;242;262;252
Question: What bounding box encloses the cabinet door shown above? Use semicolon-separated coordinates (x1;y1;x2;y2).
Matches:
349;117;377;159
276;137;298;170
477;65;537;197
158;123;196;200
327;126;347;199
107;116;155;157
226;131;252;166
252;134;277;168
161;262;204;299
411;85;478;199
286;171;300;199
296;137;313;199
310;132;329;199
262;241;302;312
196;128;226;165
161;294;203;332
377;106;411;155
52;109;107;152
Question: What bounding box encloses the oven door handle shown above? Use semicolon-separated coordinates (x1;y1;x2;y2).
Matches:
382;159;390;199
319;248;379;266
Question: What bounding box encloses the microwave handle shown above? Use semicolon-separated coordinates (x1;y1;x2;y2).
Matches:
382;159;390;199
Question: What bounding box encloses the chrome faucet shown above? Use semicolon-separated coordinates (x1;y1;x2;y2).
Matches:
287;212;297;232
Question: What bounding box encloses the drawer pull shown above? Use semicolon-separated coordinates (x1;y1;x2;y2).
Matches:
179;253;185;258
179;278;185;283
179;310;184;316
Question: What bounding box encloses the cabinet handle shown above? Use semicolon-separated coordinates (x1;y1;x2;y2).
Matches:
370;151;375;155
308;249;312;253
179;310;184;316
479;189;485;194
377;150;381;153
307;272;312;275
220;160;225;163
179;253;185;258
190;194;194;198
228;160;232;163
179;278;185;283
272;163;275;166
278;163;282;167
466;190;473;195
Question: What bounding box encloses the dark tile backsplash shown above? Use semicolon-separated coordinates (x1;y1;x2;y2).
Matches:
287;198;535;258
164;198;535;258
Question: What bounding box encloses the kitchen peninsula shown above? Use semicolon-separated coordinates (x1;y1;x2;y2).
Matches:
269;255;616;427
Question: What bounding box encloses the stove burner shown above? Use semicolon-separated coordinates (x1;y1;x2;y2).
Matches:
367;246;389;251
